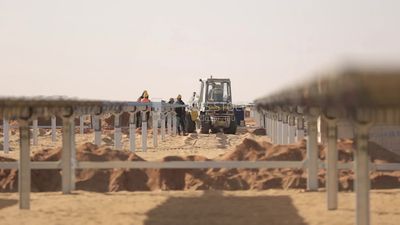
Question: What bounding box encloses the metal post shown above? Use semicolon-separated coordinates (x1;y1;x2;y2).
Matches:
288;116;296;144
277;114;282;144
282;114;288;145
51;116;57;142
32;119;38;145
114;114;122;150
325;117;338;210
79;115;84;134
172;112;177;136
355;123;371;225
152;111;158;148
141;111;148;152
307;112;319;191
19;120;30;209
3;118;10;153
161;113;166;141
94;115;101;146
70;121;76;191
268;115;273;139
276;121;281;144
296;117;305;142
255;111;261;127
62;119;73;194
259;113;263;128
167;112;172;135
272;116;278;144
297;129;305;142
129;113;136;152
262;115;266;129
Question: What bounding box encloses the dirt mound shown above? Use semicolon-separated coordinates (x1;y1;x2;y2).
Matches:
0;143;149;192
1;138;399;193
104;112;131;128
220;138;309;162
220;138;270;161
36;116;63;126
252;128;266;136
0;156;18;192
199;138;399;191
74;143;149;192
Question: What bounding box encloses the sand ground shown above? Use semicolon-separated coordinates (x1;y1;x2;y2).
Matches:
0;189;399;225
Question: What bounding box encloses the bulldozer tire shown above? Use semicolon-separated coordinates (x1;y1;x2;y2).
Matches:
210;127;219;133
223;120;237;134
200;121;210;134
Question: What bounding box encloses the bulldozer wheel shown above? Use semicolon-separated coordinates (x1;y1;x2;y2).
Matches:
200;121;210;134
223;120;237;134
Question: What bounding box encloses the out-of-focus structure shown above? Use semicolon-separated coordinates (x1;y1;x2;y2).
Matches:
0;97;185;209
255;66;400;225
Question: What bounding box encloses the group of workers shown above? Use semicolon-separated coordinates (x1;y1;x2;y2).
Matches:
136;90;187;136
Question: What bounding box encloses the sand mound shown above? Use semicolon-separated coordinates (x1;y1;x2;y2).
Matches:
104;112;131;128
252;128;266;136
220;138;271;161
0;138;399;193
0;156;17;192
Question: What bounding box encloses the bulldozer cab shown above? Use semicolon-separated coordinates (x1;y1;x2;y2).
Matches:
205;79;232;103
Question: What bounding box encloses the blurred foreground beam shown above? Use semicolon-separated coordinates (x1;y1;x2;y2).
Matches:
62;118;73;194
323;114;338;210
19;120;31;209
3;118;10;153
355;122;372;225
51;116;57;142
306;108;320;191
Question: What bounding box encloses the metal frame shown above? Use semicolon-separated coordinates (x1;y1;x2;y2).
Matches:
255;66;400;225
0;98;187;209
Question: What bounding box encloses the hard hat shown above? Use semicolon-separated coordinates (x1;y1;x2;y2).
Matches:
177;94;182;99
143;90;149;98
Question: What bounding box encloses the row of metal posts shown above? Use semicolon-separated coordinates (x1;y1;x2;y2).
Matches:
1;106;181;210
259;111;322;191
1;110;178;153
258;112;306;145
258;109;372;225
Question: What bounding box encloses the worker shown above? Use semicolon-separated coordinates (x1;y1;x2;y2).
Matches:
136;90;151;128
140;90;151;103
211;84;224;102
175;94;187;136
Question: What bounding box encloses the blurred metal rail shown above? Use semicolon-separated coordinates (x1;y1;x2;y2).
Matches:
255;65;400;225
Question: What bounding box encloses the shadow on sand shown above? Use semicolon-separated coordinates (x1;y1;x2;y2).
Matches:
0;198;17;210
144;191;307;225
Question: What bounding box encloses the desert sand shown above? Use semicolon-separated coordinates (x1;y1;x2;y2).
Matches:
0;190;399;225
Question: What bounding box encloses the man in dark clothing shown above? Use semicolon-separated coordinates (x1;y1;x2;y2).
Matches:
175;94;186;135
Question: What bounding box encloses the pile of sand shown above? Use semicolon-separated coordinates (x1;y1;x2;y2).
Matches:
0;156;17;192
251;128;267;136
103;112;132;128
0;138;399;193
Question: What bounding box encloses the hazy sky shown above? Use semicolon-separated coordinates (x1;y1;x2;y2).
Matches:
1;0;400;103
